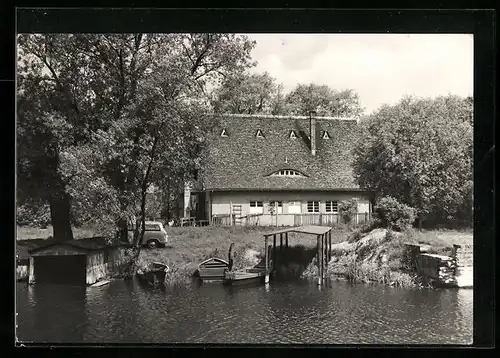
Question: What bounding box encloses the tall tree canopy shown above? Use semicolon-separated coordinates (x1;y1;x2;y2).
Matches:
352;95;473;227
284;84;364;117
210;74;364;117
211;71;277;114
17;33;256;242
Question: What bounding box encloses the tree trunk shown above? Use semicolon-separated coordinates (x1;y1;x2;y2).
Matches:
116;217;129;243
49;190;74;242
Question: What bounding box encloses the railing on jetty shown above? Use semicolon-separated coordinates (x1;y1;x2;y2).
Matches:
210;212;371;227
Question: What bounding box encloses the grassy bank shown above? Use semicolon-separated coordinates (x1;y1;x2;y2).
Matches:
16;224;472;288
136;226;350;285
320;227;473;288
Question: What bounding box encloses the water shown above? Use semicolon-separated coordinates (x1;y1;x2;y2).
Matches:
16;279;473;344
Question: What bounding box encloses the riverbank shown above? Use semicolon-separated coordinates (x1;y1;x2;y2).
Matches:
305;227;473;288
16;225;472;288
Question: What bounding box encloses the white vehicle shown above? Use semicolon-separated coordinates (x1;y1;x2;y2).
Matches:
129;221;169;248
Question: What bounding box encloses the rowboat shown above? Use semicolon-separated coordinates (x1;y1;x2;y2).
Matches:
223;270;266;286
136;262;169;287
197;258;229;282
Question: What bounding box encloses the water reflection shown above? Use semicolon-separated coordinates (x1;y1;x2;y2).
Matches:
16;280;473;345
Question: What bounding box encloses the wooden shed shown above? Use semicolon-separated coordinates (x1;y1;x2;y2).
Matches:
28;237;130;286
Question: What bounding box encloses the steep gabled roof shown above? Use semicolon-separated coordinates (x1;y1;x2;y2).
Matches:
199;115;364;191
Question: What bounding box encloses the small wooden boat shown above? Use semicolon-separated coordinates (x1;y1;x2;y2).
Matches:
223;270;266;286
136;262;169;287
198;258;229;281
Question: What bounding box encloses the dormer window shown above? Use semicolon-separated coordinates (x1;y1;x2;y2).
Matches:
255;129;265;138
269;169;307;178
322;131;330;139
289;130;298;139
220;129;228;137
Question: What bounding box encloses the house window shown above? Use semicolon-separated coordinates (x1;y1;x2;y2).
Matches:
220;129;228;137
307;201;320;213
288;201;302;214
249;201;264;214
325;200;338;213
255;129;265;138
289;130;298;139
270;169;306;177
269;201;283;214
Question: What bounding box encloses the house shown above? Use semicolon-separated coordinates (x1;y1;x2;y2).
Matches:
27;237;130;285
185;113;373;227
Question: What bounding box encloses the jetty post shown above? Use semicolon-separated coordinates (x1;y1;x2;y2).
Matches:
285;232;289;267
279;233;283;266
273;234;277;272
317;234;322;285
264;235;269;283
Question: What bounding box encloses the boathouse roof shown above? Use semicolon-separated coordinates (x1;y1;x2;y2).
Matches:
27;237;128;255
197;114;367;192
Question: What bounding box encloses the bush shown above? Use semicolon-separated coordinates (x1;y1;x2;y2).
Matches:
338;199;358;224
374;197;416;231
347;218;383;243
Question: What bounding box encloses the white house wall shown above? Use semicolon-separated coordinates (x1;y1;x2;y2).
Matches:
211;191;371;226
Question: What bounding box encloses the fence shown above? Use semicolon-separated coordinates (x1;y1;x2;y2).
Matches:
211;212;372;227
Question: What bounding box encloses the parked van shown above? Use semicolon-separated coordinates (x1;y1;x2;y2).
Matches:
128;221;169;248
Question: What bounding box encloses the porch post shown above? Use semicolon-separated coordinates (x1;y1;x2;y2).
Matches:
229;201;233;226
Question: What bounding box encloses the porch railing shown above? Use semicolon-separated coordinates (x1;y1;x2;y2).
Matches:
210;212;371;227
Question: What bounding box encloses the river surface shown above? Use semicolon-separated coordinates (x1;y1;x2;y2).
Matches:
16;279;473;345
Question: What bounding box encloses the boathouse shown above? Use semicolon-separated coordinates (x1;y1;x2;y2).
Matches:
185;114;373;226
27;237;130;285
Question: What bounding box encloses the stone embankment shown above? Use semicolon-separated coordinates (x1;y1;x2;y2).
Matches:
326;228;473;288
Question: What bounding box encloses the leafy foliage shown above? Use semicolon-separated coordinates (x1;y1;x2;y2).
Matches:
16;200;51;228
211;72;278;114
284;84;364;117
210;75;364;117
338;199;358;224
353;95;473;228
17;33;256;243
374;196;416;232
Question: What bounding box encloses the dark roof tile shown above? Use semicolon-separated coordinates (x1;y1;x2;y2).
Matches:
200;115;363;191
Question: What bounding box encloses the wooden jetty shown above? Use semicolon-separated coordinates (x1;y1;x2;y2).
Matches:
262;225;333;286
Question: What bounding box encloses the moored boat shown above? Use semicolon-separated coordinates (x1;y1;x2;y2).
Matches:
136;262;169;287
223;270;266;286
197;258;229;281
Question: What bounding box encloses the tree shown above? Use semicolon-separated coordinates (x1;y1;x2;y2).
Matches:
352;95;473;228
17;33;256;243
211;71;279;114
284;84;364;117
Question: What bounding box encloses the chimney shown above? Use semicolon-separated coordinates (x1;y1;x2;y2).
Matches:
309;111;317;156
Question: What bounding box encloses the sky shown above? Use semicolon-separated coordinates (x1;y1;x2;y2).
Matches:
243;34;473;115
